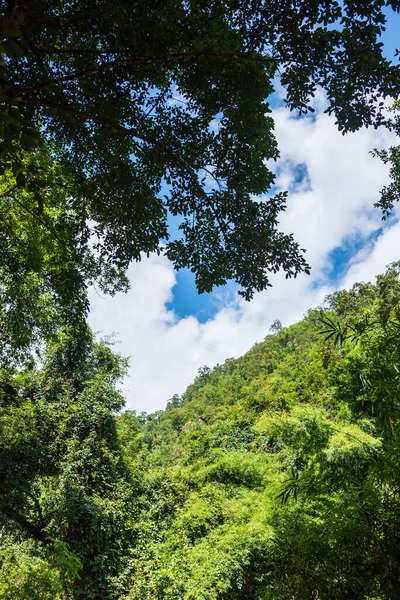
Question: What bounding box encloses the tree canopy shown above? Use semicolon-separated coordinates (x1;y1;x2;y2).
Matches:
1;0;400;312
0;327;140;599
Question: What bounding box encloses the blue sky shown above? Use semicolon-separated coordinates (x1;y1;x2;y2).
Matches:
166;269;220;323
382;6;400;58
89;10;400;413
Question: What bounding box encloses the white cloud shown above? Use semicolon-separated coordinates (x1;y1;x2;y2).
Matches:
271;103;394;269
342;213;400;287
89;262;328;413
89;104;399;414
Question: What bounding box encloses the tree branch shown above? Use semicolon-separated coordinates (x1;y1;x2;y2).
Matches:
0;184;18;199
19;50;279;94
8;191;73;256
16;96;232;247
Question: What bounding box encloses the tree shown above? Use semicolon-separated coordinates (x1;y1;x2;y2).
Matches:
0;146;128;363
0;327;140;599
269;319;283;334
119;263;400;599
1;0;399;307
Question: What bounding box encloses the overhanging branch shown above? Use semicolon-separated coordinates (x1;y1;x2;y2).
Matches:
15;96;232;245
18;50;279;94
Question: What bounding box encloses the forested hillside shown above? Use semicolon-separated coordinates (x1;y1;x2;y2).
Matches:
3;262;400;599
119;262;400;600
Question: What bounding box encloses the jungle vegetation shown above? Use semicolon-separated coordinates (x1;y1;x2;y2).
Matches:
2;263;400;598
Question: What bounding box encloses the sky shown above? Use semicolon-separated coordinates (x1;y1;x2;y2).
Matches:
89;11;400;414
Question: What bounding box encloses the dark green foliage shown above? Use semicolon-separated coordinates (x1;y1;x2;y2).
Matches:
0;147;129;363
1;0;400;305
374;100;400;218
2;2;400;595
0;328;141;599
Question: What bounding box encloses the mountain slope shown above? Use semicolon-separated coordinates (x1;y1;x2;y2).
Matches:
120;262;400;600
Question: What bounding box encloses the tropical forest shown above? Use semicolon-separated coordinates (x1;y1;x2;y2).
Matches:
2;1;400;598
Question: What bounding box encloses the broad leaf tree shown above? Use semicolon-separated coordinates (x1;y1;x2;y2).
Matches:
0;146;128;363
1;0;399;306
0;328;139;599
374;99;400;218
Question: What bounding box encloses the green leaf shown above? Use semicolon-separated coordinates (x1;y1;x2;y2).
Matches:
0;25;22;38
3;39;24;58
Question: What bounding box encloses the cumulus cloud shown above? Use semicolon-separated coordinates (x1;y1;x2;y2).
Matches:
272;99;394;269
342;214;400;287
89;103;399;414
